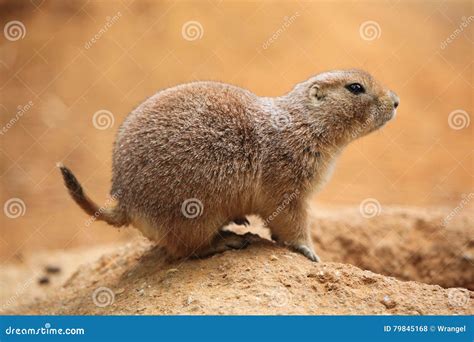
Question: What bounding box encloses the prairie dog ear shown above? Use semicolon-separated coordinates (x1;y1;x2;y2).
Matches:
309;83;324;100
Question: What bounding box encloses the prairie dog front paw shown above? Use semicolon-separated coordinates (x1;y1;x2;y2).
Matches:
292;244;321;262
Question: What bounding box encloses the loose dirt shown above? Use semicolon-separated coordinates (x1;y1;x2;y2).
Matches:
1;207;472;315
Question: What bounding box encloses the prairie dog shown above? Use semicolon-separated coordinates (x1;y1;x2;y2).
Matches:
59;69;399;262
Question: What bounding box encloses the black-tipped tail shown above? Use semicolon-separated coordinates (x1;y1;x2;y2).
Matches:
57;163;128;227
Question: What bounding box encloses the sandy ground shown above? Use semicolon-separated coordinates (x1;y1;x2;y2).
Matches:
1;206;472;315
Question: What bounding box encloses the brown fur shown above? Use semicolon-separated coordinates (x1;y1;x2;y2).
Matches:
59;69;399;261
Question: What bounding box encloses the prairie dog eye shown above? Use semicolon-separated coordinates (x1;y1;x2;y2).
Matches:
345;83;365;95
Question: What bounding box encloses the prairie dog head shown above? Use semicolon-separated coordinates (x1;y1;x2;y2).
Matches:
286;69;399;145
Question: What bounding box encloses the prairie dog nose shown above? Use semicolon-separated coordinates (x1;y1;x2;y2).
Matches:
389;90;399;109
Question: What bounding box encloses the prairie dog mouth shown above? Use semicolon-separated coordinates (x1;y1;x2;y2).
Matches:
390;108;397;119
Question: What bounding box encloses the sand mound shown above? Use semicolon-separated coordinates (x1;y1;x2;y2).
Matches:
1;207;472;315
312;207;474;290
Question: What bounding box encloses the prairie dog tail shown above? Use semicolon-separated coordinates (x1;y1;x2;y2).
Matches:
57;163;128;227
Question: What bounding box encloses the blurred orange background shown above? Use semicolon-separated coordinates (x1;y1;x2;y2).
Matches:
0;0;472;261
